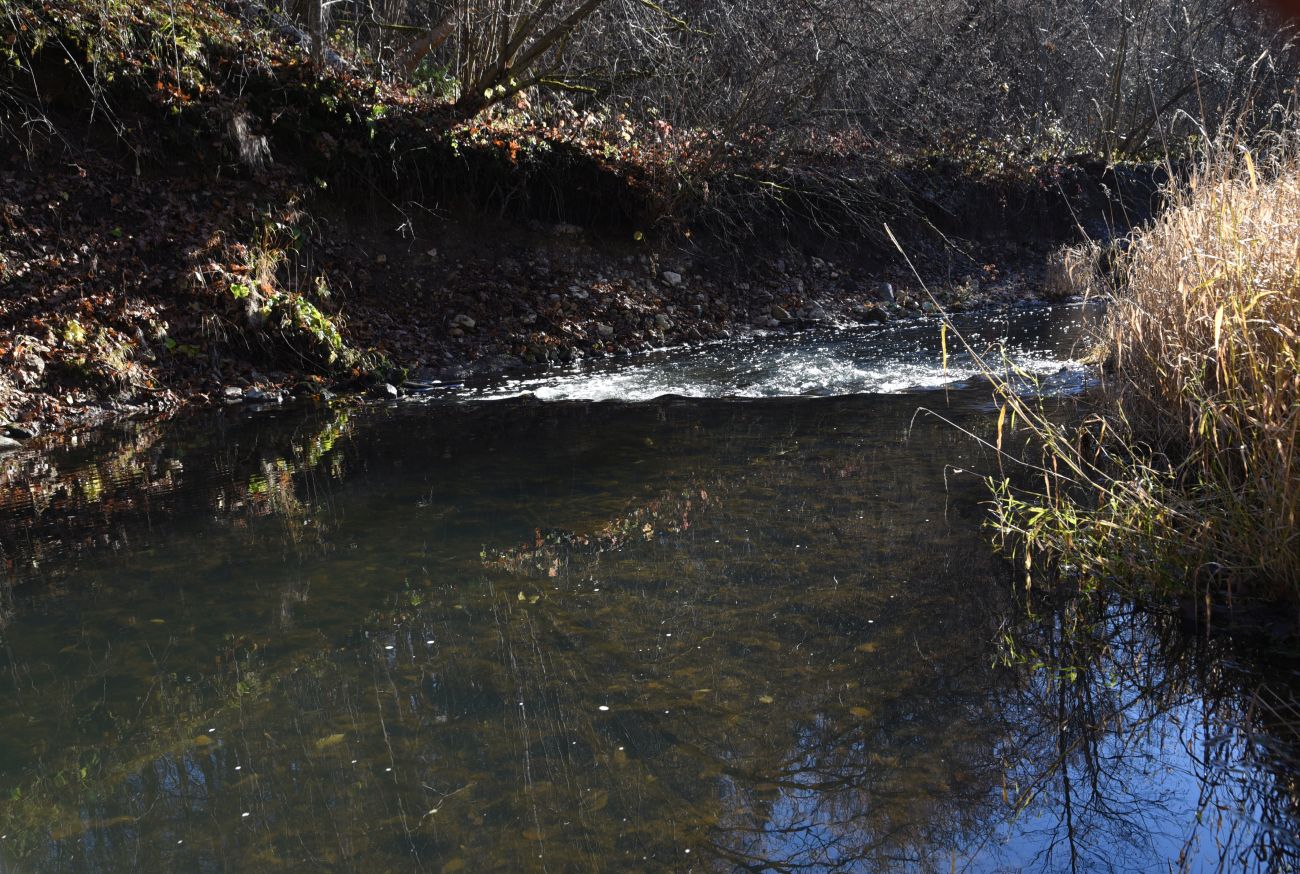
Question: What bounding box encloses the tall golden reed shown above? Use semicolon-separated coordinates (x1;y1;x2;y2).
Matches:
992;132;1300;601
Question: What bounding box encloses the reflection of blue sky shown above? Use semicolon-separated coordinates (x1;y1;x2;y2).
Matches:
763;783;853;870
986;701;1211;873
709;603;1283;874
728;696;1249;873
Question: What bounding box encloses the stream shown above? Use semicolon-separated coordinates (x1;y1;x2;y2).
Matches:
0;303;1297;872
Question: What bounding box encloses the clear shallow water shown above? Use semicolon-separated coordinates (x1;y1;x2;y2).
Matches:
0;305;1296;873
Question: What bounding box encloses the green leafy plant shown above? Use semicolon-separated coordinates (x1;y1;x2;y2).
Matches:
410;58;460;101
61;319;86;345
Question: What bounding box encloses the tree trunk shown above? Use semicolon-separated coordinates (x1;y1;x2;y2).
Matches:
397;12;457;76
308;0;324;67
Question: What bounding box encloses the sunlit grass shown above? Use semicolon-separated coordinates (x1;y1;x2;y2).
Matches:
989;128;1300;604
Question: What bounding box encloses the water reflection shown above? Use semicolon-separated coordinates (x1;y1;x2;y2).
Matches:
996;588;1300;872
0;406;353;602
0;333;1296;871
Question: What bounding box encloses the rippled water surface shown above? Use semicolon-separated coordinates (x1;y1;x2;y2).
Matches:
464;303;1092;401
0;304;1297;872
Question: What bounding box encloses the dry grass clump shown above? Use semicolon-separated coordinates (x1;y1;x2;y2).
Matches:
1104;140;1300;589
1043;241;1106;300
992;133;1300;603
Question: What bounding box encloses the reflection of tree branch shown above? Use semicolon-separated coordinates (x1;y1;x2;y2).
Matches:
997;587;1300;872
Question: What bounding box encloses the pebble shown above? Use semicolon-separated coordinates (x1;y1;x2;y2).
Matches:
662;270;682;286
595;323;615;338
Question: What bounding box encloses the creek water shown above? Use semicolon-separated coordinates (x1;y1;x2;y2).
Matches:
0;304;1296;872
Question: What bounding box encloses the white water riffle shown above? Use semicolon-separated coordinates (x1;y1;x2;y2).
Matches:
464;302;1100;402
